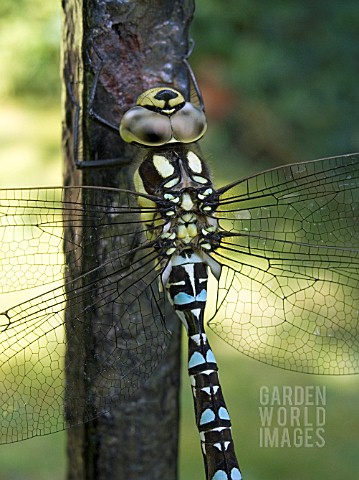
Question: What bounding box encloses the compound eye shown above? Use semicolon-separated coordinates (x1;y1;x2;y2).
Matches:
171;103;207;143
120;107;172;146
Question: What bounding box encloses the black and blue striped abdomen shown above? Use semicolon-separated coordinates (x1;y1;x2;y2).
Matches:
165;250;242;480
188;333;241;480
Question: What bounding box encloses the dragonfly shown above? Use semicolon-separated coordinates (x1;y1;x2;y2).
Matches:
1;72;359;480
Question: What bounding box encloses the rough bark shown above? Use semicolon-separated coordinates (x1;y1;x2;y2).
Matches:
61;1;195;478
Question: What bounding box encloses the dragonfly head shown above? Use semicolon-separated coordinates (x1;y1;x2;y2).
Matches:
120;87;207;147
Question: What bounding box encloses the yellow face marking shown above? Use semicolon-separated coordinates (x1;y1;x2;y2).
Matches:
187;151;202;173
168;97;181;108
136;88;185;111
153;155;175;178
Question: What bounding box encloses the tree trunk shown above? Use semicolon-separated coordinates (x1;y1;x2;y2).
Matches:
61;1;195;478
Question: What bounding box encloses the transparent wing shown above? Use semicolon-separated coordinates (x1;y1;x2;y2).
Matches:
208;153;359;374
0;186;171;443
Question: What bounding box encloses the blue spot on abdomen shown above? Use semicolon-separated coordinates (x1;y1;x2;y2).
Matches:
188;351;206;368
196;289;207;301
218;407;230;421
173;289;207;306
231;467;242;480
173;292;195;305
212;471;227;480
200;408;215;425
206;349;216;364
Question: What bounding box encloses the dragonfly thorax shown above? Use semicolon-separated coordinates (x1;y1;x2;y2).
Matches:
134;145;213;197
161;209;219;255
133;143;220;257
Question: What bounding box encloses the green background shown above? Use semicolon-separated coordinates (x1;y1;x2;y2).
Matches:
0;0;358;479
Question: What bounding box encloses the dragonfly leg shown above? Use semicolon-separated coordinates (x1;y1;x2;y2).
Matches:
86;44;120;134
64;46;131;169
183;56;205;112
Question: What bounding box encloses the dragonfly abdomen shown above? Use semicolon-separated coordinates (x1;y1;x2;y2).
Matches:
164;250;242;479
189;334;242;480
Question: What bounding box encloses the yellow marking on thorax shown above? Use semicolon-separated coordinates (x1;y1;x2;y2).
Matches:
181;193;194;211
176;211;199;244
187;151;202;173
153;155;175;178
177;222;198;244
133;169;157;211
164;178;180;188
192;175;208;184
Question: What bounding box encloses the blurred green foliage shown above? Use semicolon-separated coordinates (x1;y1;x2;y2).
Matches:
193;0;359;180
1;0;359;166
0;0;60;102
2;0;359;164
